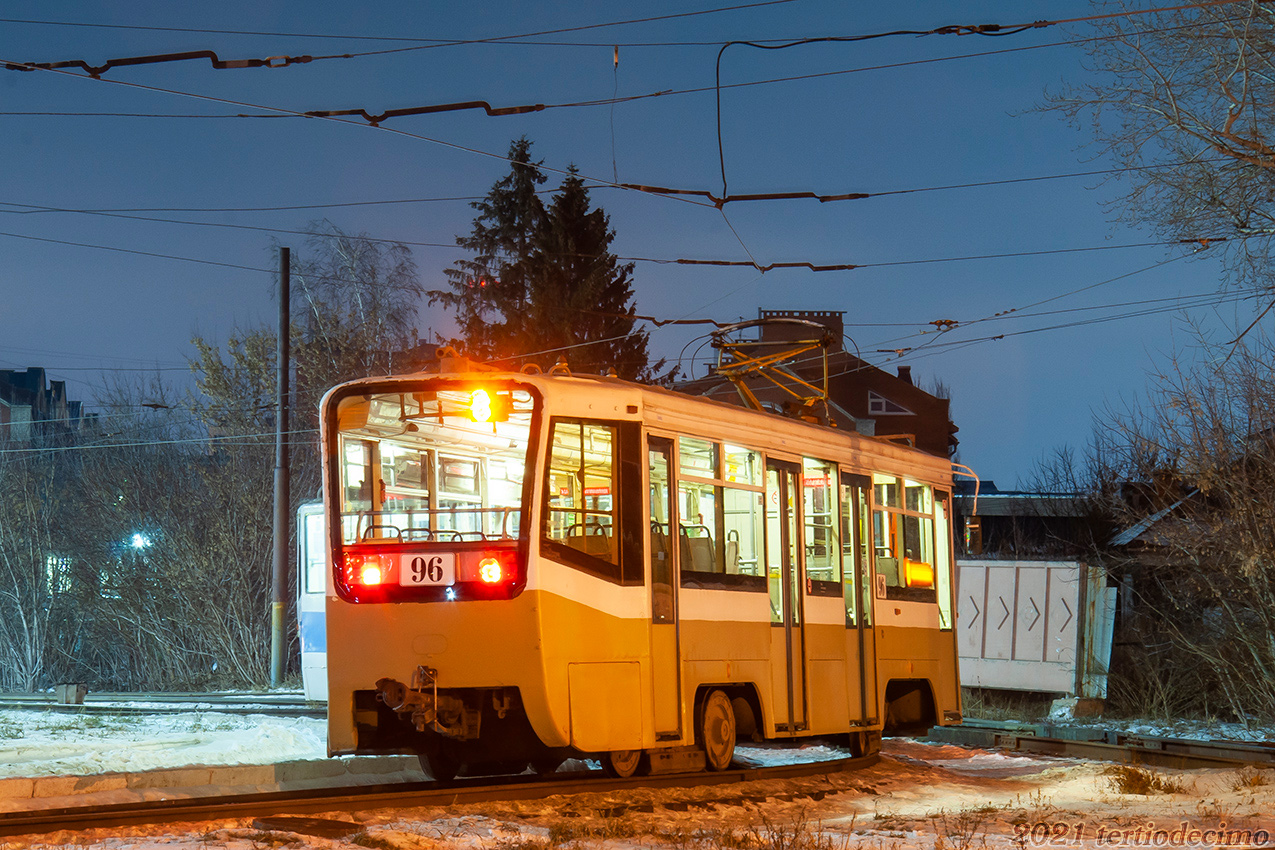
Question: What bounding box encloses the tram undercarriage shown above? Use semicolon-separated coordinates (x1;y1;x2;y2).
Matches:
366;667;886;781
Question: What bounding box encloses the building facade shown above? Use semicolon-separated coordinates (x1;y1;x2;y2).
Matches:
0;368;94;443
678;309;959;458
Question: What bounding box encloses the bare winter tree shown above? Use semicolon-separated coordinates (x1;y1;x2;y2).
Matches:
1050;1;1275;290
290;220;423;388
0;224;425;691
1090;328;1275;721
0;447;60;690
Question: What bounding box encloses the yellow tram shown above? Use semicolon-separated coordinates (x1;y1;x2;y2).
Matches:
322;358;961;779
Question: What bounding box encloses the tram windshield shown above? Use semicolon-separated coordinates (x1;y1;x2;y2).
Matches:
331;383;536;545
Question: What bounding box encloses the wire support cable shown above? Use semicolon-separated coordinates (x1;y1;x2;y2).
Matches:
0;0;1234;53
2;49;314;77
712;0;1247;196
0;154;1232;218
0;216;1237;287
0;59;718;215
0;1;801;76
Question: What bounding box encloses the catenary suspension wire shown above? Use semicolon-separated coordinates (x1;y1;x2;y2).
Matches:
1;1;801;75
0;4;793;45
0;156;1230;214
0;427;320;457
0;18;1236;123
0;0;1235;50
0;58;719;215
711;1;1245;196
0;215;1231;282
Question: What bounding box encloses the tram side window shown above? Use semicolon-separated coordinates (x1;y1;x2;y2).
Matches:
380;443;430;512
542;418;641;585
344;440;375;512
677;437;765;591
803;458;840;597
302;509;326;594
649;441;675;622
934;491;954;630
679;479;723;573
872;473;937;603
723;487;763;576
840;475;872;626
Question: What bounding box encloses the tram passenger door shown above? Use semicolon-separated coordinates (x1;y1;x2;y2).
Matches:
766;460;806;732
842;473;878;724
648;437;681;738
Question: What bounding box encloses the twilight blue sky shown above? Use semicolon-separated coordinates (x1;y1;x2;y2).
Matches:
0;2;1246;486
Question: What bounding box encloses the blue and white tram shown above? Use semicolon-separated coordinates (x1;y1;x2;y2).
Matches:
297;501;328;702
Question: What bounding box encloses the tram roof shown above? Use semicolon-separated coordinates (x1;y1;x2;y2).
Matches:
326;368;954;483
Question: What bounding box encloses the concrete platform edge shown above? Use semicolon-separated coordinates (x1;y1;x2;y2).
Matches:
0;755;423;802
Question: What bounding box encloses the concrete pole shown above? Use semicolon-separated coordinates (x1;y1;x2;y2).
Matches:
270;247;291;688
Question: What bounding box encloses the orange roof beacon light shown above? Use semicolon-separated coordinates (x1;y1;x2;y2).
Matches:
470;388;510;424
471;388;493;423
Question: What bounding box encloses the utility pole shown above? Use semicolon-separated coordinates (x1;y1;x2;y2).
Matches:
270;247;291;688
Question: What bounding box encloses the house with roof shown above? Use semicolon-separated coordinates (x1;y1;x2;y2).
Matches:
676;309;959;459
0;367;95;443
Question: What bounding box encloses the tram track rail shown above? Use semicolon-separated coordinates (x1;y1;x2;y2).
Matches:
0;692;323;718
932;718;1275;770
0;753;878;838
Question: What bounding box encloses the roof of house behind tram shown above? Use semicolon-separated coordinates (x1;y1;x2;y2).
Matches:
677;310;958;459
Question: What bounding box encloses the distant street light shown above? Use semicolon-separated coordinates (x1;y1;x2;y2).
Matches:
130;533;151;549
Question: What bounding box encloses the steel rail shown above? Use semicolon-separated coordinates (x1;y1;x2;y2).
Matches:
934;719;1275;769
0;753;878;838
0;693;323;718
0;691;311;704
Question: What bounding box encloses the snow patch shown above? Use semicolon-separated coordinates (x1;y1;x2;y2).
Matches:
0;709;326;778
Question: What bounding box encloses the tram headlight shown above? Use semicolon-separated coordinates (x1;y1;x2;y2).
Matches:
478;556;503;584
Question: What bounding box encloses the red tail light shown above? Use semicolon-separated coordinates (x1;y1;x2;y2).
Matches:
478;557;503;584
337;545;523;602
345;552;393;587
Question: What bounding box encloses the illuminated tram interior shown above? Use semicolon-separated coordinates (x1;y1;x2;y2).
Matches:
336;387;534;550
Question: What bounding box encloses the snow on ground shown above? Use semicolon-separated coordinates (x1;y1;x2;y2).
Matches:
2;711;1275;849
1048;714;1275;743
15;739;1275;850
0;709;326;778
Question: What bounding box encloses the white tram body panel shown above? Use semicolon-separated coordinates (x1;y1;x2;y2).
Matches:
322;368;960;775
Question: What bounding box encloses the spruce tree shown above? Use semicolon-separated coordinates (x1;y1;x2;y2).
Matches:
526;167;655;380
431;138;663;381
430;137;547;360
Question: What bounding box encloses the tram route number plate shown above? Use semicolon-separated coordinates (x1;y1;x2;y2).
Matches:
399;553;455;587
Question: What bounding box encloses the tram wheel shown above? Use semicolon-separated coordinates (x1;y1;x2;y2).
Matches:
601;749;643;778
419;748;460;782
699;689;737;771
846;730;879;758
